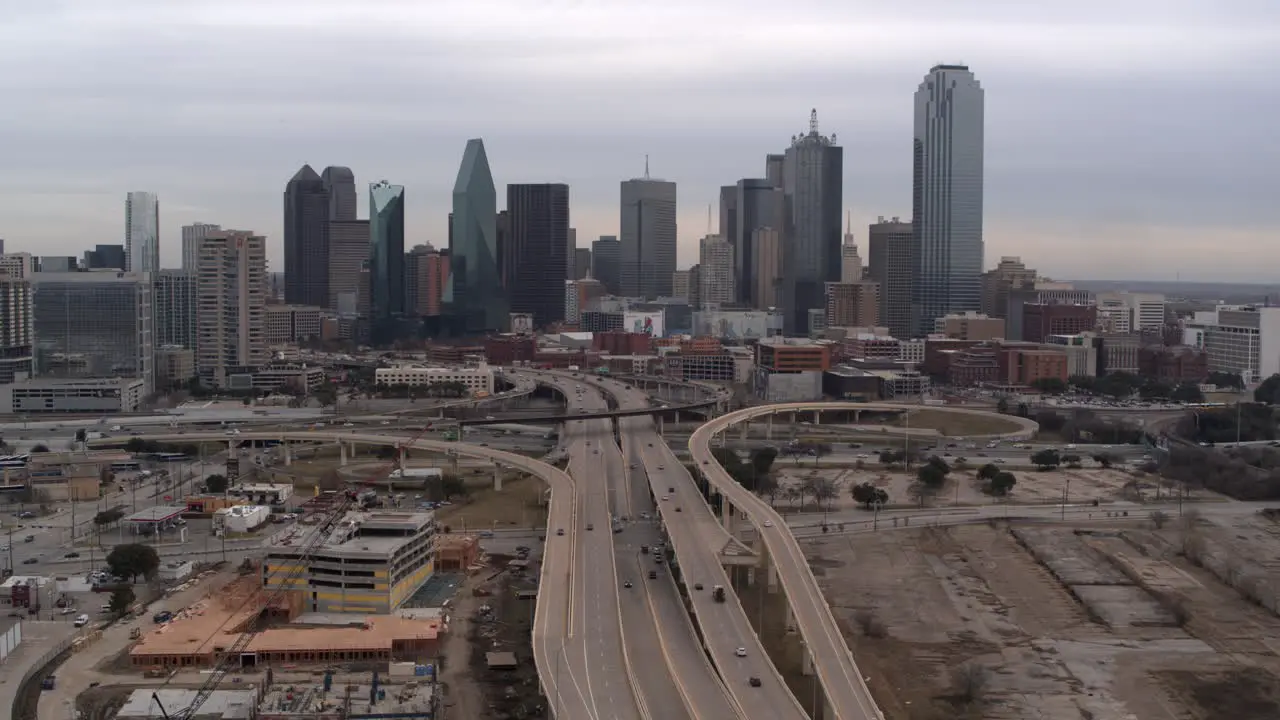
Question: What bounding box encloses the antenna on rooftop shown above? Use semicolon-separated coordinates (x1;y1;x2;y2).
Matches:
644;155;650;180
810;108;818;135
845;210;851;235
707;204;712;235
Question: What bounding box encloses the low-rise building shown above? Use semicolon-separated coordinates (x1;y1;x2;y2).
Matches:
0;377;145;414
263;510;437;614
935;311;1005;341
156;346;196;390
215;505;271;533
251;363;326;393
1139;344;1209;384
375;363;495;394
1045;333;1100;378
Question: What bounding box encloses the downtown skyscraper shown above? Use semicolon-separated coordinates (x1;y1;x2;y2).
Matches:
912;64;985;335
781;110;843;333
284;165;357;309
448;139;508;333
368;181;405;342
506;183;570;328
619;163;677;299
125;191;159;273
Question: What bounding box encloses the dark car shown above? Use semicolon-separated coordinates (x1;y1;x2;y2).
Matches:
586;524;594;531
694;583;703;591
648;570;657;579
556;529;565;536
623;581;632;588
64;552;80;559
22;557;38;565
748;677;762;687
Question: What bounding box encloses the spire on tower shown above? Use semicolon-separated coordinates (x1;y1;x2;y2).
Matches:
809;108;818;135
707;204;712;235
846;210;852;236
644;155;650;180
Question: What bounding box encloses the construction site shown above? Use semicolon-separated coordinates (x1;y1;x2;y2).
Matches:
802;509;1280;720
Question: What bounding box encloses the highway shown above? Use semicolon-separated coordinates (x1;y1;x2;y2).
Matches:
690;403;1020;720
550;372;801;720
550;376;648;720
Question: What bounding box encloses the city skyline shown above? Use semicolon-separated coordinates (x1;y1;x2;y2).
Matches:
0;1;1274;281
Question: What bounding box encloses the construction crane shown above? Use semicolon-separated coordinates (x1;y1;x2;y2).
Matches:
150;426;433;719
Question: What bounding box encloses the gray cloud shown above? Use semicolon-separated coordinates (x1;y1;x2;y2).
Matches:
0;0;1276;281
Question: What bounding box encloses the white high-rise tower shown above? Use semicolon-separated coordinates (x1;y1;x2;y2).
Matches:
125;191;160;273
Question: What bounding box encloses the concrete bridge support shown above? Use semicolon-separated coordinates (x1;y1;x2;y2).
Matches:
340;441;348;467
740;422;749;441
766;414;773;440
492;461;503;492
283;439;292;466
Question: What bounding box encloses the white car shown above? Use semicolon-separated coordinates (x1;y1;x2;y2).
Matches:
735;647;747;657
661;495;670;501
343;423;354;427
763;520;773;527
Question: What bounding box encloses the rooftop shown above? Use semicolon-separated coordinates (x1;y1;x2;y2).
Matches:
118;688;257;719
259;681;434;717
124;505;188;523
264;510;434;557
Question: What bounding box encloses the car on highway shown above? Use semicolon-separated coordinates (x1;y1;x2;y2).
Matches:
735;647;747;657
763;520;773;527
661;495;669;501
623;581;632;588
556;529;565;536
65;552;80;558
648;570;657;579
694;582;703;590
657;465;664;470
22;557;38;564
586;523;594;531
748;677;762;687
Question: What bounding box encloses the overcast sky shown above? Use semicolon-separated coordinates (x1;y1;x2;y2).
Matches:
1;0;1276;281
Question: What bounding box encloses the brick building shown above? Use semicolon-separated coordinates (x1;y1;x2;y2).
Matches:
1021;303;1098;343
1138;345;1209;383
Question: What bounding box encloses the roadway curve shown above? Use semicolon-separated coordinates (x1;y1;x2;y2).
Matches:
90;430;594;719
690;403;1038;720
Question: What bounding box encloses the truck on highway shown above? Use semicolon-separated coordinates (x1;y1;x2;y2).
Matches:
712;585;726;603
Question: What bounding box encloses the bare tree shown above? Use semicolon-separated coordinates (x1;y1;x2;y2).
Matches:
1149;510;1169;529
949;663;990;705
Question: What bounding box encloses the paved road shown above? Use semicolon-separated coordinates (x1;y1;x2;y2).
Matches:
555;379;646;720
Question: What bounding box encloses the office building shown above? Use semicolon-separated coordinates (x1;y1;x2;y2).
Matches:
0;254;33;279
154;270;197;350
38;257;77;273
980;256;1037;318
196;231;267;388
181;223;221;274
619;170;677;298
0;273;33;384
507;183;571;327
574;248;591;281
840;214;861;282
283;166;328;308
935;311;1005;341
728;178;785;307
912;64;986;334
671;269;694;304
327;220;369;312
697;235;734;310
321;166;357;222
374;363;496;394
765;154;785;188
1022;303;1098;343
0;377;146;416
1006;283;1095;341
404;245;449;318
751;228;783;310
83;245;127;271
368;181;405;341
1186;306;1280;382
782;110;843;333
264;305;323;345
825;281;880;329
263;510;437;614
125;191;160;273
155;346;195;390
448;139;508;333
1097;291;1167;333
31;272;153;392
591;236;621;295
866;217;914;339
566;227;577;279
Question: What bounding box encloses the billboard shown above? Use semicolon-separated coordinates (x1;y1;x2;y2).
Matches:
509;313;534;335
624;311;665;337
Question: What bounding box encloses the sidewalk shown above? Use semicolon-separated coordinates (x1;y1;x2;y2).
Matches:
0;621;80;718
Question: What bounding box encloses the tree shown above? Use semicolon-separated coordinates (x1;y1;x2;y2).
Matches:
204;474;229;494
1149;510;1169;529
811;442;832;465
977;463;1000;481
1062;453;1082;468
441;474;468;500
30;443;49;453
917;463;947;489
1016;402;1030;418
1092;453;1116;469
1207;371;1244;390
989;471;1017;496
749;447;778;478
1030;448;1061;471
109;586;136;615
925;456;951;476
106;543;160;582
93;508;125;527
996;397;1010;414
1035;410;1068;433
850;482;889;509
314;384;338;409
75;428;87;443
1171;382;1205;404
1255;374;1280;405
810;477;838;510
1031;377;1067;394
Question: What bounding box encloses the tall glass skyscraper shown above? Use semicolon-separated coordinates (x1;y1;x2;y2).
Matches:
125;191;159;273
283;166;329;308
369;181;405;341
506;183;570;328
782;110;843;334
31;272;154;392
912;64;985;336
449;139;508;333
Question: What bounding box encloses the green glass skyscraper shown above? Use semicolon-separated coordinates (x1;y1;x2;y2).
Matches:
448;139;508;333
369;180;405;342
